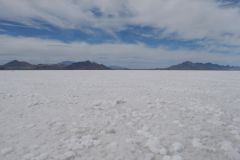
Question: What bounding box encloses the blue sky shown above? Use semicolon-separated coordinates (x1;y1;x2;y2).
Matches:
0;0;240;68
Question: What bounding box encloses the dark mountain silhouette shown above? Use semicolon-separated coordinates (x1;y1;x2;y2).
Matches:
66;61;110;70
35;64;65;70
1;60;239;70
2;60;35;70
1;60;110;70
166;61;240;70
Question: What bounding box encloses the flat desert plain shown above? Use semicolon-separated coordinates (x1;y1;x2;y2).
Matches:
0;71;240;160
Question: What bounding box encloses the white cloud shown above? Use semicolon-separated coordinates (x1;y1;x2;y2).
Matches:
0;35;240;68
0;0;240;41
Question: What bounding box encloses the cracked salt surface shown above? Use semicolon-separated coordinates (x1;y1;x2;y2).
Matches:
0;71;240;160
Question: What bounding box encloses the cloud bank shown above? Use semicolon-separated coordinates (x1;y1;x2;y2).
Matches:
1;0;240;40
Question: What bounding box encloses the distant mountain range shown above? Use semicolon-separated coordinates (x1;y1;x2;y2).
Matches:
109;66;129;70
0;60;239;70
165;61;240;70
0;60;111;70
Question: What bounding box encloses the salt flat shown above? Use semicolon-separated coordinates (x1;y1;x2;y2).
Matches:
0;71;240;160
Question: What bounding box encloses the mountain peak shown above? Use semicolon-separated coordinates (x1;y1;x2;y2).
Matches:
66;61;110;70
167;61;238;70
3;60;34;70
5;60;31;65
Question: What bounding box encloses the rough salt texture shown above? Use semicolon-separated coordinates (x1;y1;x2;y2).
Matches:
0;71;240;160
